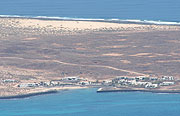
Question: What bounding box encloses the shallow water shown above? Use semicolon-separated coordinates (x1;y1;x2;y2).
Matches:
0;88;180;116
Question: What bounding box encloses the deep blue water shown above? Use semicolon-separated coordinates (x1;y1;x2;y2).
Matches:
0;88;180;116
0;0;180;24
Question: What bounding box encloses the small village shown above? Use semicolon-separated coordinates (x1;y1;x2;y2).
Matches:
111;76;175;89
1;75;177;90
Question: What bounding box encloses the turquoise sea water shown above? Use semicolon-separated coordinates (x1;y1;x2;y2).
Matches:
0;88;180;116
0;0;180;24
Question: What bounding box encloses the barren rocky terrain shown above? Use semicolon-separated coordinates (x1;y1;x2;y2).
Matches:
0;18;180;96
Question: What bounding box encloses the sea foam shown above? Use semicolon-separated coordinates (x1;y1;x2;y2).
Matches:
0;15;180;25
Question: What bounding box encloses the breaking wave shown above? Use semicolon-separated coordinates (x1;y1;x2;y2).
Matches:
0;15;180;25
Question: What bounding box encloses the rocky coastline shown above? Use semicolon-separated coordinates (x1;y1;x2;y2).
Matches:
0;90;58;99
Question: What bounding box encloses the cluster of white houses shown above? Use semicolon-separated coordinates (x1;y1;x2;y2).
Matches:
2;79;18;83
17;76;101;88
2;75;175;89
112;76;175;89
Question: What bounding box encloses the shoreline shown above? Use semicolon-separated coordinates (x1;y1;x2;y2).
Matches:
1;87;180;100
0;15;180;26
1;17;180;38
0;90;58;99
0;86;89;99
97;88;180;94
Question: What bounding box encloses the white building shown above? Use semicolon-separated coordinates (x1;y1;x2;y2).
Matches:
18;83;38;88
145;83;158;88
61;76;81;83
160;82;175;86
3;79;17;83
135;76;149;80
161;76;174;81
79;81;90;85
128;80;137;85
149;77;158;81
103;80;112;85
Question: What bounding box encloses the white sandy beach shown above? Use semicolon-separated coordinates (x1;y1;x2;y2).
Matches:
1;18;180;35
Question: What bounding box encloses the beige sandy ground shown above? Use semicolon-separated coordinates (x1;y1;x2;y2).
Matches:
1;18;180;35
0;18;180;97
33;86;88;92
25;86;89;95
0;86;89;97
16;19;170;30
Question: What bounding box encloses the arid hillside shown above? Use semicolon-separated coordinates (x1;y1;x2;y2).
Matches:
0;18;180;81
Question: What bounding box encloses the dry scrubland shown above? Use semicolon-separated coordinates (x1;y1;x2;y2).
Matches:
0;18;180;96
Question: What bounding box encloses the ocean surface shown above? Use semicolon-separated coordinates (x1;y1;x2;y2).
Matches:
0;0;180;25
0;88;180;116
